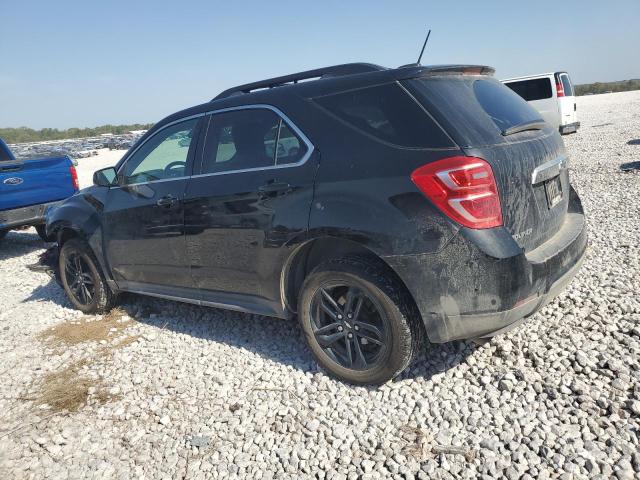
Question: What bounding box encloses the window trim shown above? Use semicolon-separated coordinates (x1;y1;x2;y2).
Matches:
115;104;314;187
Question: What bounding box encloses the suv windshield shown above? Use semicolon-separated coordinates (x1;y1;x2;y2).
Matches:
406;76;545;147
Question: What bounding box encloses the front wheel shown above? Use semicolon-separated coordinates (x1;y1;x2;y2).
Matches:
298;257;423;385
59;238;115;314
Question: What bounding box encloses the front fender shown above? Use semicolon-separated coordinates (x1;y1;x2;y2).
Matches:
45;187;114;284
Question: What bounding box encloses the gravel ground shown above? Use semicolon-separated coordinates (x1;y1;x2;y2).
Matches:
1;92;639;479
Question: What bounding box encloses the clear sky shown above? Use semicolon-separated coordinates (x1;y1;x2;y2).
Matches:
1;0;638;129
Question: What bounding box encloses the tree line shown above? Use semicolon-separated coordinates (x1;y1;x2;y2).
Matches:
575;79;640;96
0;123;154;144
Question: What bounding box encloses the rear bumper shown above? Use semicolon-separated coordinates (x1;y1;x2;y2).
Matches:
560;122;580;134
385;188;587;343
0;201;62;230
452;241;586;340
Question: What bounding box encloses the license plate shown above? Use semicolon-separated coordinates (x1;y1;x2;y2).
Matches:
544;175;563;208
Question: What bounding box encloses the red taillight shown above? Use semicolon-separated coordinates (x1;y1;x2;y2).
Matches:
411;156;503;229
556;81;565;97
70;165;79;190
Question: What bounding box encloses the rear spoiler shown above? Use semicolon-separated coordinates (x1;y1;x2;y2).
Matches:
394;64;495;80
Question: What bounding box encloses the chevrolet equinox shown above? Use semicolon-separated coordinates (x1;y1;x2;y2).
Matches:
46;63;587;384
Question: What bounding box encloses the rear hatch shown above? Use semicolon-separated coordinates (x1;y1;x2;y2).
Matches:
405;75;569;252
0;156;75;211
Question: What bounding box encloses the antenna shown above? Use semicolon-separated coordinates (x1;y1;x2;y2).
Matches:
416;29;431;65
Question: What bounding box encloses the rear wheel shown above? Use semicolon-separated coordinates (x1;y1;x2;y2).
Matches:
59;238;115;314
35;225;55;242
298;257;423;385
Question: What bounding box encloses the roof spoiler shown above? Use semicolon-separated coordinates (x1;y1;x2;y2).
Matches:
396;64;495;79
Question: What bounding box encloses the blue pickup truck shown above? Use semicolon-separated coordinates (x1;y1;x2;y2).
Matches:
0;138;79;242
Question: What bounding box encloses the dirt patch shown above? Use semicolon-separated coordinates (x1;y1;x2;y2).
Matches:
29;308;139;413
29;360;93;413
29;362;120;413
38;307;133;347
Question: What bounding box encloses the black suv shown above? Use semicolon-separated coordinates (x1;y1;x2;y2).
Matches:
46;63;587;384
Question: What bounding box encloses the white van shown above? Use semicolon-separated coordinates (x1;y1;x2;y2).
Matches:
502;72;580;134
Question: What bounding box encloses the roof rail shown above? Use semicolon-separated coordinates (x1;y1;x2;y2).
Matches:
212;63;385;101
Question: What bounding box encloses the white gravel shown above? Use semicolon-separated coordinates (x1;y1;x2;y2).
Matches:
74;148;127;189
1;92;639;479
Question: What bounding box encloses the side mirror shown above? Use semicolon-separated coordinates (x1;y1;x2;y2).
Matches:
93;167;118;187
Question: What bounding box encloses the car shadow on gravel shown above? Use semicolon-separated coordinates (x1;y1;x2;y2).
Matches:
25;278;478;383
126;297;479;383
130;296;479;382
620;160;640;172
0;230;48;261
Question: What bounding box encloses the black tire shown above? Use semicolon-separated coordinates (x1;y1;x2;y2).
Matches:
59;238;116;314
35;224;56;243
298;256;423;385
0;229;8;241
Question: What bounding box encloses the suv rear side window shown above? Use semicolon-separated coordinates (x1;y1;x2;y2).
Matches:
504;78;552;101
200;109;308;174
313;83;453;148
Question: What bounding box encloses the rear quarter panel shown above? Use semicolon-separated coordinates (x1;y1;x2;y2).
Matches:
307;113;462;257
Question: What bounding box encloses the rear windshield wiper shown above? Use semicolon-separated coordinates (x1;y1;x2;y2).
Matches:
501;120;546;136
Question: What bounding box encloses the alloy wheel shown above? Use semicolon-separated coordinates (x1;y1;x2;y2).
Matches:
310;284;389;370
64;253;95;306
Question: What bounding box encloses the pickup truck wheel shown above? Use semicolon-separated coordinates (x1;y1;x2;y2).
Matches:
298;256;423;385
35;225;55;243
59;238;115;314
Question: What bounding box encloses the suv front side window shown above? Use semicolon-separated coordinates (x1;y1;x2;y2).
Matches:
121;118;198;185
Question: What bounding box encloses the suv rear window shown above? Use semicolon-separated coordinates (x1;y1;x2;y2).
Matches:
473;79;544;133
504;78;552;101
407;77;544;147
313;83;453;148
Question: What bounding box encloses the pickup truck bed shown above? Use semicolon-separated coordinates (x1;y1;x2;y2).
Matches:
0;138;78;239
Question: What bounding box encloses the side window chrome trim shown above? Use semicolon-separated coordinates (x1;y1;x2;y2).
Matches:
112;176;191;189
116;104;315;186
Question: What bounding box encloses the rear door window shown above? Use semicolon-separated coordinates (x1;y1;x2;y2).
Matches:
313;83;453;148
200;108;309;174
504;78;552;101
